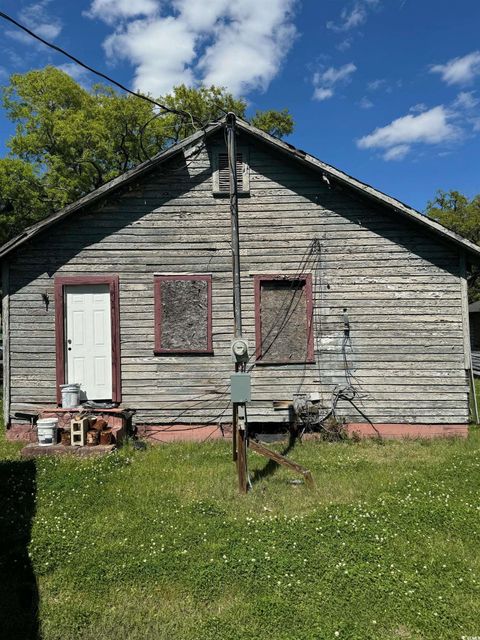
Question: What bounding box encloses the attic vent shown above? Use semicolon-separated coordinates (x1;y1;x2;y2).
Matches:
213;148;250;195
218;153;243;192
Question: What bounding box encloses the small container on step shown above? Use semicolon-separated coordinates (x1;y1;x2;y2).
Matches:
60;383;81;409
37;418;59;446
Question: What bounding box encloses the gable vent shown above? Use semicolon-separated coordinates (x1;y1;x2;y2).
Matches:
217;152;244;193
212;148;249;195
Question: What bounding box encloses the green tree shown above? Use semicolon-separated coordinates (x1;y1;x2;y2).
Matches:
0;158;46;240
426;189;480;301
250;109;294;138
0;66;294;245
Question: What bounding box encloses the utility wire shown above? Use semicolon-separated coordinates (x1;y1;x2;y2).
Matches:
0;10;203;127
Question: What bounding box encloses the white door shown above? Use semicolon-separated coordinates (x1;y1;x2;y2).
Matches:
65;284;112;400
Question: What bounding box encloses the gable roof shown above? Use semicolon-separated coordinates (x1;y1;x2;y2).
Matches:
1;116;480;261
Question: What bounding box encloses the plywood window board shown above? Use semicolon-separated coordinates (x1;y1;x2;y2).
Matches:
254;274;314;365
154;275;213;354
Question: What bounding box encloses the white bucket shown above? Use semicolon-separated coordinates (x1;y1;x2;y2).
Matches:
60;383;81;408
37;418;58;446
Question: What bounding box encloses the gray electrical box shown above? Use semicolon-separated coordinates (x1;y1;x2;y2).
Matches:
230;373;251;403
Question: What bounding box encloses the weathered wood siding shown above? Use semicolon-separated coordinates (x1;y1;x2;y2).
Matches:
6;132;469;425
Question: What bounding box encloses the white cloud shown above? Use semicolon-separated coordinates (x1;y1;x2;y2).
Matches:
336;38;353;52
367;78;385;91
327;3;366;32
85;0;158;25
357;105;459;161
409;103;428;113
174;0;234;31
430;51;480;86
104;16;196;95
312;62;357;101
7;1;62;42
367;77;402;94
89;0;297;96
453;91;478;110
327;0;379;32
320;63;357;85
198;2;297;95
451;91;480;135
382;145;410;161
359;96;373;109
313;87;334;101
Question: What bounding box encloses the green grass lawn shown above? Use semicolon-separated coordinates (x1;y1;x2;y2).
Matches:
1;429;479;640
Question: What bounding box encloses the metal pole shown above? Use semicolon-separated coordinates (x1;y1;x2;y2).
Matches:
226;112;242;340
226;112;248;493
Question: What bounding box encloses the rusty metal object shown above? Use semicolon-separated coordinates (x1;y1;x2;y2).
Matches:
60;429;71;446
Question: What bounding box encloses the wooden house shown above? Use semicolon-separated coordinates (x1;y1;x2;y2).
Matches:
2;118;479;440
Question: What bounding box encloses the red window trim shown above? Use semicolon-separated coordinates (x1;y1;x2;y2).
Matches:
154;274;213;355
254;273;314;365
54;275;121;405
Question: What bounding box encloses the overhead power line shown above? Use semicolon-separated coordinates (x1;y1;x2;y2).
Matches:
0;10;203;127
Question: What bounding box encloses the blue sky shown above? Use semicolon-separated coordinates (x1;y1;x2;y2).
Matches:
1;0;480;210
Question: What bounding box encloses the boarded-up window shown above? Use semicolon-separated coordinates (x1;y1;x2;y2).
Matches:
254;275;314;364
154;275;212;354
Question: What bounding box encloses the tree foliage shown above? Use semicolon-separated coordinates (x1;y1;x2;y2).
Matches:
0;66;294;245
425;190;480;244
250;109;294;139
426;189;480;302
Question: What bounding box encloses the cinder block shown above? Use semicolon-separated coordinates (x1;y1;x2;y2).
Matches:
71;417;90;447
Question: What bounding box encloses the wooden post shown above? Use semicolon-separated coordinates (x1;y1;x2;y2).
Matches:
232;402;238;461
236;405;248;494
249;439;314;489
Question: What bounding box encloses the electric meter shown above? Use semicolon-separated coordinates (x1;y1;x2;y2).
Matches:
231;338;249;362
